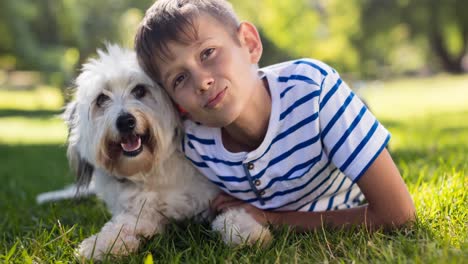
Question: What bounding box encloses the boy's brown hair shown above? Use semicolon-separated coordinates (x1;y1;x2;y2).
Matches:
135;0;240;83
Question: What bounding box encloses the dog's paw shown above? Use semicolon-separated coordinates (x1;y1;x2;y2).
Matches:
212;208;272;247
76;231;140;260
76;235;104;260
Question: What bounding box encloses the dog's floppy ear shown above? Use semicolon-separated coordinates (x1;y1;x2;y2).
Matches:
68;147;94;190
63;100;78;135
64;101;94;190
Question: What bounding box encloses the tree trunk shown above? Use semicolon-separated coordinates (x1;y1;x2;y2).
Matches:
430;30;465;73
428;1;466;74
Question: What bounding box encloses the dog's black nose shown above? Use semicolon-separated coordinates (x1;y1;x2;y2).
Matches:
116;113;136;133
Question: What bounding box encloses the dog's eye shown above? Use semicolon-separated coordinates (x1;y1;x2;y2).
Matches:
96;94;110;107
132;84;147;99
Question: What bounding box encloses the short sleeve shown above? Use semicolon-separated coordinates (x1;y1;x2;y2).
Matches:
318;69;390;182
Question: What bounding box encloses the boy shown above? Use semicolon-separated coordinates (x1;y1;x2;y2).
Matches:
135;0;415;231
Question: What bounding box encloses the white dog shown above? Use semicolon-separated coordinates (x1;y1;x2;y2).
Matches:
64;45;271;260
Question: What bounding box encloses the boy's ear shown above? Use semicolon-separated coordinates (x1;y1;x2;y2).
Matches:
237;22;263;64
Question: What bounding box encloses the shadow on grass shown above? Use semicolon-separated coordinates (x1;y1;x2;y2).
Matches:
1;145;66;217
0;143;111;243
0;108;62;119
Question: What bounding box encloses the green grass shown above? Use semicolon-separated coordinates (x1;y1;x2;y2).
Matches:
1;75;467;263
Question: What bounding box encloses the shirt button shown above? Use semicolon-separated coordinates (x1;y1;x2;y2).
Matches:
247;162;254;170
254;180;261;186
260;190;266;196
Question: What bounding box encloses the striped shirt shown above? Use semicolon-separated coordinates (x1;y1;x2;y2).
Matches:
182;58;390;212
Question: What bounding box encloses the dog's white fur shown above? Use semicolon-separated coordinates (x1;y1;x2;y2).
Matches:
66;45;271;260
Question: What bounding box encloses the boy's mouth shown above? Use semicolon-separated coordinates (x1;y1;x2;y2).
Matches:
205;87;227;109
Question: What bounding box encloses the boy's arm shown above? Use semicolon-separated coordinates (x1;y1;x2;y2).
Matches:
212;148;416;231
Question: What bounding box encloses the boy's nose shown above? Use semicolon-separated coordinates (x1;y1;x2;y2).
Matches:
198;77;214;93
194;72;214;94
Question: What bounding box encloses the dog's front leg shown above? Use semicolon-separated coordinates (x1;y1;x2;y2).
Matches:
211;208;272;247
77;193;166;260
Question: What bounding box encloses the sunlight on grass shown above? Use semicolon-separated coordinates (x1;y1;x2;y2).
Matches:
0;86;64;110
385;112;468;153
361;74;468;121
0;117;66;144
0;86;66;144
412;171;467;248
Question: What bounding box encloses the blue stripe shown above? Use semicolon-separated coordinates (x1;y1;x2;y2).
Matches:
186;133;215;145
319;78;342;109
293;60;329;76
216;174;248;182
300;169;341;212
280;85;296;98
340;120;379;172
186;138;242;168
352;193;364;204
308;200;318;212
228;151;322;196
325;176;349;210
280;90;320;120
265;151;323;187
188;140;195;149
181;136;185;153
253;134;321;180
278;75;319;86
343;183;356;204
187;138;244;167
199;154;243;166
252;152;325;201
328;106;367;160
353;134;390;183
261;163;335;210
218;178;261;193
274;113;318;145
185;156;208;168
228;188;254;194
307;171;341;211
250;112;319;163
321;92;355;138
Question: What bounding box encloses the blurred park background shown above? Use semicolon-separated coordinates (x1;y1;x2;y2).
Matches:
1;0;468;90
0;0;467;262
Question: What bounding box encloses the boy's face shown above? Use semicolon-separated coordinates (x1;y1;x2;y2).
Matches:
155;14;263;127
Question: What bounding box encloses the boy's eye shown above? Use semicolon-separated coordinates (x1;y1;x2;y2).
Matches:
173;74;186;89
201;48;215;61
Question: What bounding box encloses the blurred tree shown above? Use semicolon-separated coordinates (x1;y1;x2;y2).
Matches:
232;0;362;74
361;0;468;74
1;0;466;88
0;0;152;88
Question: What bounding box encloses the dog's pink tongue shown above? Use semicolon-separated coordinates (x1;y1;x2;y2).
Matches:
121;135;141;152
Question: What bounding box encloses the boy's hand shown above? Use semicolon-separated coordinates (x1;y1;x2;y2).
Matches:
211;193;270;225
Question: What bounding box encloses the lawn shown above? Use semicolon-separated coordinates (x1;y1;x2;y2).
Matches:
0;75;467;263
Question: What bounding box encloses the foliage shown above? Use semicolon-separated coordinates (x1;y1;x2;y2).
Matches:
0;75;467;262
0;0;467;86
359;0;468;76
0;0;152;87
234;0;362;73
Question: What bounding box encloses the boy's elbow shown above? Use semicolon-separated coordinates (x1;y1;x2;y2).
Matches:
371;199;416;229
401;203;416;225
394;210;415;228
388;201;416;228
